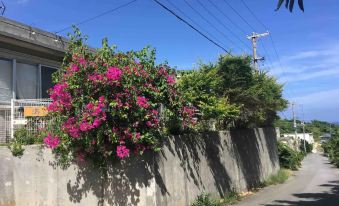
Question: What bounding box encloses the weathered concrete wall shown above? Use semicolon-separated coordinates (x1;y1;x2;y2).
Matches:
0;128;279;206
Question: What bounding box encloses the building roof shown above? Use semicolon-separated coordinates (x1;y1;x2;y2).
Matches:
0;17;68;63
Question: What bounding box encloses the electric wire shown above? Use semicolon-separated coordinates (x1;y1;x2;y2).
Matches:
55;0;138;34
163;0;228;52
195;0;252;52
206;0;248;35
182;0;244;53
153;0;231;54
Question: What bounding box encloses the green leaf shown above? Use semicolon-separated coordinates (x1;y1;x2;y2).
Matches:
298;0;304;12
289;0;295;12
275;0;284;11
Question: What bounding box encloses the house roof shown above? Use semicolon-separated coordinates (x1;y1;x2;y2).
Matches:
0;17;68;62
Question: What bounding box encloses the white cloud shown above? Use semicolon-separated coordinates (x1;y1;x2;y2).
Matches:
269;43;339;83
289;88;339;122
16;0;30;4
284;50;330;61
279;67;339;82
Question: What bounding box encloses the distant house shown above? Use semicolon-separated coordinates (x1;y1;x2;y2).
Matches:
320;133;332;143
281;133;315;144
0;17;67;142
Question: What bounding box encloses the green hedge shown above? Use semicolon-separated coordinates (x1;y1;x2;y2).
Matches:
322;137;339;167
277;141;304;170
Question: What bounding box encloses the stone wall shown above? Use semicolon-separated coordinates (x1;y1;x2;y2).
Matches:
0;128;279;206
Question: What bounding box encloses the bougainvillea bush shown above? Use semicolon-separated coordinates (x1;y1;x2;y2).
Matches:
45;29;195;165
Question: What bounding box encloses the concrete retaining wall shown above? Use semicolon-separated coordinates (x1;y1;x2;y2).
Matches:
0;128;279;206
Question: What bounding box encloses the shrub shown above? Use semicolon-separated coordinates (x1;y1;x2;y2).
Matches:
322;137;339;167
191;194;222;206
177;55;287;129
299;139;313;154
277;141;304;170
44;29;195;165
9;127;43;157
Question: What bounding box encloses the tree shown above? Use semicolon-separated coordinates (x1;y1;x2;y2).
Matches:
178;54;288;129
276;0;304;12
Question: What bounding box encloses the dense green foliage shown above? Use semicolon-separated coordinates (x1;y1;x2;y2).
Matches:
191;194;222;206
178;55;287;129
9;126;45;157
276;119;338;141
299;139;313;154
191;193;239;206
322;137;339;167
277;141;304;170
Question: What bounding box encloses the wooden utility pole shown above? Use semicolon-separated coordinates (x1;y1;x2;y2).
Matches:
247;31;270;70
292;102;298;149
301;104;306;153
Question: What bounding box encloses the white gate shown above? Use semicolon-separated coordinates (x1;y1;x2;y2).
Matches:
10;98;52;139
0;104;11;143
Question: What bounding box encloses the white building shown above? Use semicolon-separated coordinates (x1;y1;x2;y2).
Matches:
282;133;315;144
0;17;67;143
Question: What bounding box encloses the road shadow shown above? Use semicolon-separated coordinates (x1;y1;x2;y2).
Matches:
265;180;339;206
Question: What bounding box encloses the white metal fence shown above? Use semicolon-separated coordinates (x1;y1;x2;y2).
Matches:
11;98;52;139
0;99;52;143
0;104;11;143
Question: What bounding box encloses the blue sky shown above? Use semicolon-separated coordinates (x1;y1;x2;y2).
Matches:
5;0;339;122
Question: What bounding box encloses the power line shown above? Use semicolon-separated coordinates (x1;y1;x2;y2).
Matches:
163;0;228;51
221;0;256;31
220;0;276;69
206;0;248;35
195;0;252;52
55;0;138;34
238;0;297;100
239;0;268;31
152;0;231;54
182;0;244;53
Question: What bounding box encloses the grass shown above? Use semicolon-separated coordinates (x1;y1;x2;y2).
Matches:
191;169;291;206
262;169;291;186
191;192;240;206
220;191;240;205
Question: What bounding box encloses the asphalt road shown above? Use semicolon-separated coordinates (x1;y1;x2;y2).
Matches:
234;153;339;206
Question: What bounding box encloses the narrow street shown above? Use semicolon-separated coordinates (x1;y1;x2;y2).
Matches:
234;153;339;206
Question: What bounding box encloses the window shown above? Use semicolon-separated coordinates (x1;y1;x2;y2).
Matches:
41;66;57;98
0;59;12;102
16;63;38;99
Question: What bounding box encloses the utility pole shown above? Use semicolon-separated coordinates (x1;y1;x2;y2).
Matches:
330;124;332;138
301;105;306;153
292;102;298;150
247;31;270;70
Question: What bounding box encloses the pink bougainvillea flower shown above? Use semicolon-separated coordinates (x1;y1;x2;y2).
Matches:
136;96;150;109
146;121;153;127
151;109;159;116
92;118;102;128
167;75;175;85
79;121;93;132
135;132;141;139
86;103;94;110
106;67;123;81
116;145;130;159
78;58;87;67
88;73;104;83
70;64;79;72
44;134;60;149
